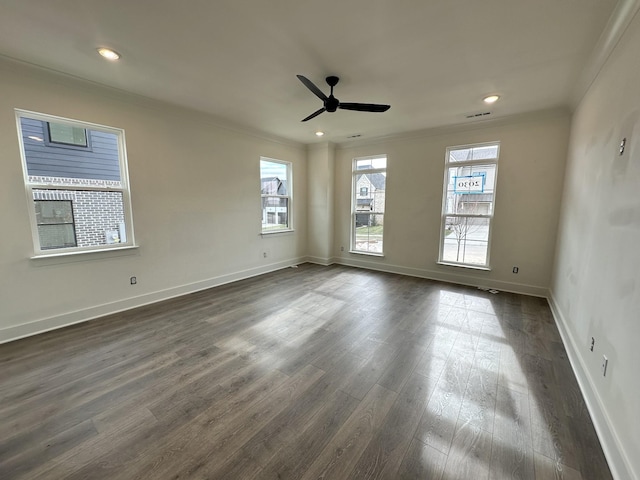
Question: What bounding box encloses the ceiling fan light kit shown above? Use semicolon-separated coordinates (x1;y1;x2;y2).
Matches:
297;75;390;122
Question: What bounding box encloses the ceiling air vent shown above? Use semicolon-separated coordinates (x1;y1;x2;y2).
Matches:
347;134;362;138
465;111;492;119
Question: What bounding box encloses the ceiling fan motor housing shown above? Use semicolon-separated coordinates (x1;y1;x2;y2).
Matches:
325;96;339;112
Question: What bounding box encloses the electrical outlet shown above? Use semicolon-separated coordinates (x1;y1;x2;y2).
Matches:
512;266;519;274
602;355;608;376
590;337;595;352
341;246;344;252
263;252;267;258
130;276;137;285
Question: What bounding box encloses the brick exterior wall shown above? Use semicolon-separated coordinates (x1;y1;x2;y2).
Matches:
73;190;125;246
33;184;125;248
355;175;386;226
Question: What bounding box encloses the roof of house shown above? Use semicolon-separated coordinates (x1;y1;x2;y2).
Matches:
357;172;386;190
261;177;287;195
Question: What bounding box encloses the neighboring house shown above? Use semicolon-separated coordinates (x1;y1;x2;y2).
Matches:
21;117;125;249
261;176;288;227
355;172;385;226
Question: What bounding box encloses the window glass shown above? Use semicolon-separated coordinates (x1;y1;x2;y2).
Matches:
260;158;292;233
442;216;491;265
17;111;134;255
439;143;499;267
444;164;496;215
448;144;499;163
352;155;386;254
47;122;88;147
35;200;77;249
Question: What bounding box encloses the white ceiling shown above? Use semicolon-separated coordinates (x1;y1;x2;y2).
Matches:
0;0;621;145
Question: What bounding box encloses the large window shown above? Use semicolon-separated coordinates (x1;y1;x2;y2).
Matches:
260;157;292;233
439;142;499;267
16;110;135;256
351;155;387;254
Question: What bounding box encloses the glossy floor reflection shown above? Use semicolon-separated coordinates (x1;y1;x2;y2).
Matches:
0;264;613;479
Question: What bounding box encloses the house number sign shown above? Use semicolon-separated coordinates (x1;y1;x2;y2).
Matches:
453;173;485;194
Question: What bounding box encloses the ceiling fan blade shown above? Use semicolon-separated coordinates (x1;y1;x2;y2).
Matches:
297;75;328;101
301;107;326;122
339;103;390;112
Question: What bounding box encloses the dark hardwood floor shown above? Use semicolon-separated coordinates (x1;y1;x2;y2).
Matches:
0;264;613;479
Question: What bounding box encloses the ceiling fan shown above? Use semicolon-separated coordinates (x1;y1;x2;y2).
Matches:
297;75;390;122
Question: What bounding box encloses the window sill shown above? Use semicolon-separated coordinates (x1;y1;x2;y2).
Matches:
437;261;491;271
261;229;295;236
30;245;139;264
349;250;384;258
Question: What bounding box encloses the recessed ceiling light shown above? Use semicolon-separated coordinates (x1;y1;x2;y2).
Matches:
97;47;121;61
483;95;500;104
315;131;324;137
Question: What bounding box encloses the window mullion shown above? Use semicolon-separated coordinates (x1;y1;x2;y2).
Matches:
28;184;126;193
445;159;498;169
445;213;493;219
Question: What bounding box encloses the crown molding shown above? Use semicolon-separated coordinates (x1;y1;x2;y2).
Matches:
571;0;640;108
0;54;304;150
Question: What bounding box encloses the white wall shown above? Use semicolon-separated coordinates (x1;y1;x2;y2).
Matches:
307;142;335;264
551;8;640;480
333;112;570;296
0;58;307;342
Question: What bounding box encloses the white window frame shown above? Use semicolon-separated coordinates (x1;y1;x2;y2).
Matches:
351;154;387;256
15;109;136;257
438;141;499;269
260;157;293;234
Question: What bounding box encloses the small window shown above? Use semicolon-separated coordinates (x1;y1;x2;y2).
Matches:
260;157;292;233
16;110;135;256
439;142;499;267
47;122;88;147
352;155;386;254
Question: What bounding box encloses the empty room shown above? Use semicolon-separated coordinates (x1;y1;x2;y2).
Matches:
0;1;639;479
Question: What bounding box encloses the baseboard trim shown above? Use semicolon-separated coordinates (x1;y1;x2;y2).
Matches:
548;291;636;480
305;255;334;266
0;257;306;345
332;256;548;297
